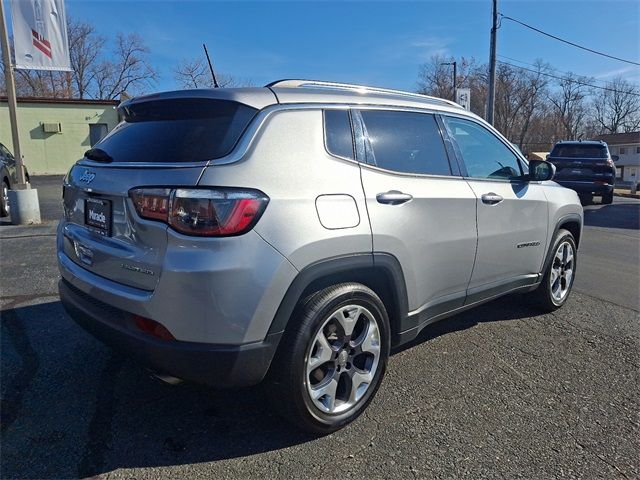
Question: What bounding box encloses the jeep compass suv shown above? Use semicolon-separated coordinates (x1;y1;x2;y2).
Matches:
547;140;616;204
58;80;583;433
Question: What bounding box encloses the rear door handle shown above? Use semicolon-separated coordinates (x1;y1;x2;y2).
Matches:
481;192;503;205
376;190;413;205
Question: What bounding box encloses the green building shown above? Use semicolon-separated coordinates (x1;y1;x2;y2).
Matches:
0;97;119;175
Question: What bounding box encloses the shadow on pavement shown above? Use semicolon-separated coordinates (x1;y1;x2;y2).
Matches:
393;293;540;354
1;293;546;478
583;202;640;230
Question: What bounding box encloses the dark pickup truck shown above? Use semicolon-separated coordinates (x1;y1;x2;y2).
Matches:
547;140;617;204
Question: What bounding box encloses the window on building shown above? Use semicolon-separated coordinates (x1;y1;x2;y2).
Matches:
358;110;452;176
616;167;623;179
620;147;627;154
636;146;640;154
89;123;109;147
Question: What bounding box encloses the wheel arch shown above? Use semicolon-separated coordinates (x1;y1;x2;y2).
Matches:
541;214;582;276
267;253;409;346
558;217;582;249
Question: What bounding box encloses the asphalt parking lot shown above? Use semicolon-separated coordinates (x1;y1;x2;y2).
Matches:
1;176;639;479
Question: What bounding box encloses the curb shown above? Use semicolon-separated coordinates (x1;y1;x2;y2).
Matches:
614;192;640;199
0;221;58;239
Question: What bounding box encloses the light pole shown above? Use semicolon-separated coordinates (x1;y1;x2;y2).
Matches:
440;61;457;102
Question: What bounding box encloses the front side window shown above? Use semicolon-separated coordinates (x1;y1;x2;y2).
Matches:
359;110;452;176
443;116;522;180
324;110;354;160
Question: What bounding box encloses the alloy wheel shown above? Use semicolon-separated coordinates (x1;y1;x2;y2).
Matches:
550;241;574;303
305;304;381;414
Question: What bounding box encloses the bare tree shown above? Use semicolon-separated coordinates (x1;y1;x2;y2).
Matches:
548;73;592;139
1;20;155;100
592;76;640;134
417;55;486;117
173;57;250;89
94;33;156;100
68;19;105;99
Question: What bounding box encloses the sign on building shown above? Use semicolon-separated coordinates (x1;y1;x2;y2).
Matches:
10;0;71;71
456;88;471;111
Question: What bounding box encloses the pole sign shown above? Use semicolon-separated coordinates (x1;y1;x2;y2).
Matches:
10;0;71;71
456;88;471;111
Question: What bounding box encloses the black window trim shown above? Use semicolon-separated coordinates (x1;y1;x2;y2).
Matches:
353;108;463;179
322;107;357;163
440;113;528;184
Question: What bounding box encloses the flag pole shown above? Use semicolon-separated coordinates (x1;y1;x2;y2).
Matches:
0;0;27;185
0;0;41;224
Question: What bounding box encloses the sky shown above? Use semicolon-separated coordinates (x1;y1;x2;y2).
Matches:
11;0;640;92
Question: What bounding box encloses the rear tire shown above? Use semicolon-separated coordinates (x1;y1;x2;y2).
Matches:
266;283;390;434
579;194;592;206
1;180;9;217
602;192;613;204
527;229;577;312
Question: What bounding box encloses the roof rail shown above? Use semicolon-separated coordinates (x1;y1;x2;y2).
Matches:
265;79;461;108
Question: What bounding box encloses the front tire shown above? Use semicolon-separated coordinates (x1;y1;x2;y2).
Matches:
528;229;577;312
266;283;390;434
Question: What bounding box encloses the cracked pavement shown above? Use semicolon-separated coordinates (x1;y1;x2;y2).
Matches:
1;177;638;479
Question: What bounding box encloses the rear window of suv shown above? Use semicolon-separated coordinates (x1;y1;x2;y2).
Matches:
95;98;257;163
550;144;608;159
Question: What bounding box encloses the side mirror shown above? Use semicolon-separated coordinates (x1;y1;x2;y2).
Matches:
611;155;619;162
528;159;555;182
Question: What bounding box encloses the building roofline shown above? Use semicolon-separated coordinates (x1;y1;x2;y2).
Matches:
0;96;119;106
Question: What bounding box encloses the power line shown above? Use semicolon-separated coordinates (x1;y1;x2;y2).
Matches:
497;54;637;87
499;14;640;66
497;60;640;96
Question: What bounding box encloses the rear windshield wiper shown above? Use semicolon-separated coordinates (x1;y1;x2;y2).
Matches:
84;148;113;163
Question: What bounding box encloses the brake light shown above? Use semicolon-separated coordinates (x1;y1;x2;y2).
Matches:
130;188;171;221
129;187;269;237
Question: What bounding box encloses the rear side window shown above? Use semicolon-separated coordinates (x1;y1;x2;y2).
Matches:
359;110;452;176
96;98;257;163
324;110;354;160
550;144;608;159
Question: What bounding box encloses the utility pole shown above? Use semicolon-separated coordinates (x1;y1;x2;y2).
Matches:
0;0;40;224
0;0;26;185
487;0;498;124
440;60;457;102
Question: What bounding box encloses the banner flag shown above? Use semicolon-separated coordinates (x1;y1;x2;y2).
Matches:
10;0;72;71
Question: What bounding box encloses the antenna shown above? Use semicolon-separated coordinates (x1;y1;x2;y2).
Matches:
202;43;219;88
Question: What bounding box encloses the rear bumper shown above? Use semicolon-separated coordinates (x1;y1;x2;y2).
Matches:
59;278;281;387
555;180;614;195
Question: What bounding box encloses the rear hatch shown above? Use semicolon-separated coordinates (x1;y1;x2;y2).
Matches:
548;144;614;182
61;95;260;291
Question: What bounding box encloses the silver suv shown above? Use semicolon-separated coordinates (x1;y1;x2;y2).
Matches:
58;80;583;433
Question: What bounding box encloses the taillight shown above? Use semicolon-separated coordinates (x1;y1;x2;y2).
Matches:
130;188;171;221
129;187;269;237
